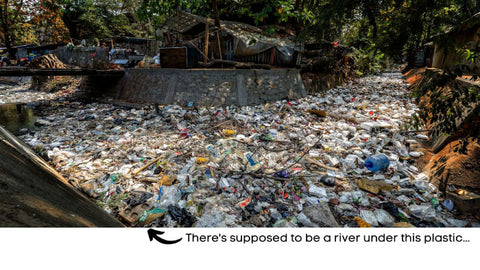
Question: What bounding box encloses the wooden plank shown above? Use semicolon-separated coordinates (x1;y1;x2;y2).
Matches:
305;157;340;171
198;59;271;69
356;178;395;194
187;41;210;62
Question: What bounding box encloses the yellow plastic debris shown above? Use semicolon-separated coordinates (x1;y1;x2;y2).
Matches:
196;157;207;164
354;217;372;228
223;129;236;136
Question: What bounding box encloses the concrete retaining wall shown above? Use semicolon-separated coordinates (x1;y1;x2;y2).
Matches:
82;68;307;106
0;126;123;227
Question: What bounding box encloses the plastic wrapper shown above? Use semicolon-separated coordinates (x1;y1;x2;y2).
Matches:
374;209;395;227
359;210;379;227
308;184;327;198
409;204;436;221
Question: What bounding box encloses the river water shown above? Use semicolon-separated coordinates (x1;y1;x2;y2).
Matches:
0;103;36;135
0;78;68;135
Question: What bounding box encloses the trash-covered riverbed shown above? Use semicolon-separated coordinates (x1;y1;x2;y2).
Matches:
7;73;476;227
0;81;71;105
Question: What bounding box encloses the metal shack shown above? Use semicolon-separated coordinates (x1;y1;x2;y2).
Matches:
159;11;300;68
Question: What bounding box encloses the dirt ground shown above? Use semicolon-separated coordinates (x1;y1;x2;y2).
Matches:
406;68;480;191
406;67;480;224
423;139;480;192
404;67;426;84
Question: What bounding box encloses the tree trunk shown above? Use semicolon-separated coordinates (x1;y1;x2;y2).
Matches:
212;0;224;60
363;0;378;39
291;0;305;37
406;44;417;70
5;35;16;61
0;5;14;60
213;0;220;27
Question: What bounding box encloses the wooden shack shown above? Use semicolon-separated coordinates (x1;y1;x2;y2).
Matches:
159;11;300;68
432;12;480;71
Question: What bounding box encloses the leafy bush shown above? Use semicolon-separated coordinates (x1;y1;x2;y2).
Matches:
350;44;385;76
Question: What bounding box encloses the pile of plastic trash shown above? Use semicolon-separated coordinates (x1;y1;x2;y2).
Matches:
18;73;472;227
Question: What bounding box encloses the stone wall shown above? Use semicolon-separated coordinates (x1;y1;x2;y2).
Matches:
81;68;306;107
56;46;110;69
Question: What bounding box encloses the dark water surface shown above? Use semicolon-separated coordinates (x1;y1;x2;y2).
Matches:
0;103;36;135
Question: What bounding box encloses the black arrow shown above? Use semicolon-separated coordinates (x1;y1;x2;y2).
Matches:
147;229;183;245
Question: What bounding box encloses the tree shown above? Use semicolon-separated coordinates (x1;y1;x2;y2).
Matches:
136;0;175;41
31;0;69;43
1;0;70;59
0;0;34;59
301;0;357;42
328;0;480;70
61;0;147;41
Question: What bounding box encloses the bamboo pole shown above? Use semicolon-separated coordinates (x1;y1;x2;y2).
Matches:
217;31;223;60
204;18;210;64
188;41;209;61
305;157;340;171
133;155;164;175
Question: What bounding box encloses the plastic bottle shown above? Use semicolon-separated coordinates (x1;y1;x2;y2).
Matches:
206;144;224;163
364;154;390;172
394;140;409;157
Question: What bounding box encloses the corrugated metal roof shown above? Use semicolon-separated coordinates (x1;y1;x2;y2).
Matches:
162;11;213;34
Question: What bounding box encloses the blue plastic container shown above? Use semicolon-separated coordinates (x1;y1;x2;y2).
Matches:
364;154;390;172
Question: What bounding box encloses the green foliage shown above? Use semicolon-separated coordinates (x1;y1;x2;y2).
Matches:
463;40;480;63
1;0;478;74
61;0;147;41
246;0;296;25
350;44;385;76
336;0;480;68
298;0;357;42
0;0;34;56
136;0;187;40
106;193;129;210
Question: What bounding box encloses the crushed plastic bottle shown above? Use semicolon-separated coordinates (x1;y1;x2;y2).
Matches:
242;151;263;172
364;154;390;172
308;183;327;198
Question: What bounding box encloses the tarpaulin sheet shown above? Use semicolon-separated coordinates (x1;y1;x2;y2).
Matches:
223;27;296;64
